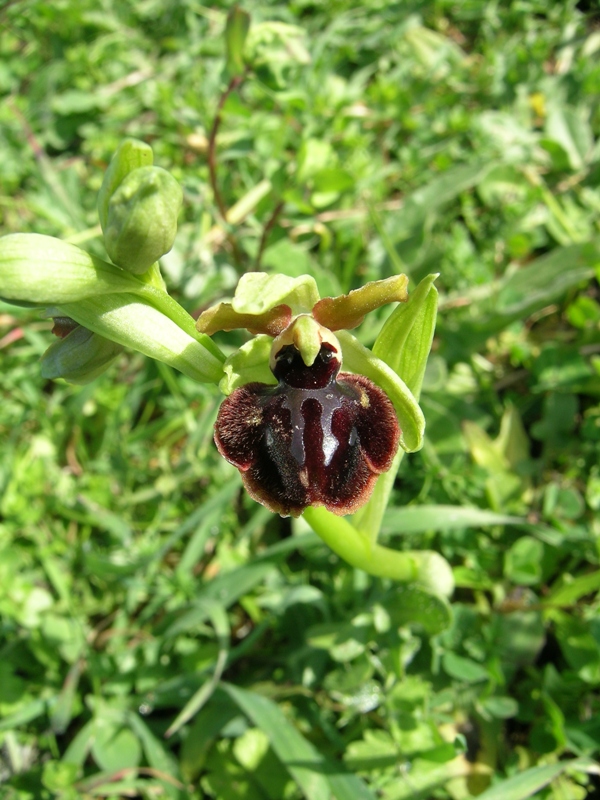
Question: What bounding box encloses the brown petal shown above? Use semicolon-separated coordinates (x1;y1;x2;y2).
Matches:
196;302;292;336
312;275;408;331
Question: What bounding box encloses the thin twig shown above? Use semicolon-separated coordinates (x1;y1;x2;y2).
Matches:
207;72;248;271
207;73;244;219
254;199;284;272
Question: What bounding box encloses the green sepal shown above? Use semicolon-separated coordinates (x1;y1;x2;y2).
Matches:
220;335;276;395
231;272;320;315
57;294;225;384
40;326;124;384
373;273;438;398
337;330;425;453
97;139;153;231
352;274;438;542
104;166;183;275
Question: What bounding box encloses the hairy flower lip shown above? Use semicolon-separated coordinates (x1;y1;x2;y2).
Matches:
215;342;400;517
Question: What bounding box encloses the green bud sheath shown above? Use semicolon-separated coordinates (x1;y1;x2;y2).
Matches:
104;166;183;275
40;325;124;384
225;6;251;76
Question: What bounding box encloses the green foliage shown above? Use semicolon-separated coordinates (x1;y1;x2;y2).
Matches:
1;0;600;798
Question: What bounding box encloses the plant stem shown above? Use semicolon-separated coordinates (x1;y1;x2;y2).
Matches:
207;71;248;272
303;506;453;594
254;199;284;271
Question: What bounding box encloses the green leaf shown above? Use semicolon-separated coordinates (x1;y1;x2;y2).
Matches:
545;105;593;171
165;601;230;738
387;584;452;635
164;562;276;638
0;698;47;732
41;760;79;793
127;713;182;800
382;505;523;535
442;652;489;683
180;690;240;781
546;570;600;607
475;759;597;800
297;138;334;183
481;696;519;719
222;683;378;800
504;537;544;586
312;168;355;193
344;730;399;772
352;274;438;543
91;719;141;772
493;240;600;319
389;162;494;240
554;613;600;683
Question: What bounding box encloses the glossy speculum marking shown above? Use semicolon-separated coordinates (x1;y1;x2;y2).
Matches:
215;340;400;517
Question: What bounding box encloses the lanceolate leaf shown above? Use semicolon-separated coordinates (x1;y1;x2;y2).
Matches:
382;505;524;535
493;239;600;318
474;758;598;800
221;683;378;800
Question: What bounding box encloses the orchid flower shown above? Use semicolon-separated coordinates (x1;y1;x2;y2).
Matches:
0;139;453;597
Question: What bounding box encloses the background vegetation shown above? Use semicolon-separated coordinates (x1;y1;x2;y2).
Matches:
1;0;600;797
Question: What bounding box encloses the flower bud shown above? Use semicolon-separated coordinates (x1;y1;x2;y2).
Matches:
40;325;124;384
97;138;153;232
103;166;183;275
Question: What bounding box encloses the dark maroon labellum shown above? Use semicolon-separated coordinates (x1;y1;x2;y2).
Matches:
215;342;400;517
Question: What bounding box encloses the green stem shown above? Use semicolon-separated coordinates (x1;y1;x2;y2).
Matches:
134;283;226;363
303;506;417;580
352;447;405;543
303;506;454;593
